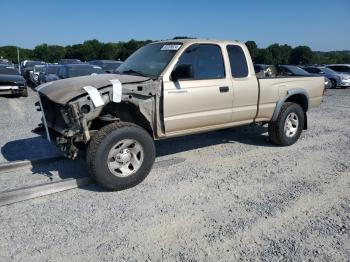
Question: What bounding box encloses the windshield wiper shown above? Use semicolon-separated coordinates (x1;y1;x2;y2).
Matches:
118;69;148;77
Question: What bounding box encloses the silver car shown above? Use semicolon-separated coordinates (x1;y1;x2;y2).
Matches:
326;64;350;75
304;66;350;89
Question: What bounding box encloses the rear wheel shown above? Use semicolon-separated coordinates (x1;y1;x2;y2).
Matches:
268;102;304;146
86;122;155;190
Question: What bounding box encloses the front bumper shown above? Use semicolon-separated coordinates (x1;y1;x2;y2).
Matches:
0;85;25;95
339;79;350;87
37;93;84;159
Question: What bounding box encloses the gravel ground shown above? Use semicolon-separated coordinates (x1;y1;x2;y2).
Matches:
0;88;349;261
0;89;60;163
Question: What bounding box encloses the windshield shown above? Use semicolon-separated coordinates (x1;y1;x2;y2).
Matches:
321;67;337;75
67;66;104;77
34;66;45;73
116;42;182;77
287;66;311;76
60;59;81;64
0;67;20;75
25;61;45;68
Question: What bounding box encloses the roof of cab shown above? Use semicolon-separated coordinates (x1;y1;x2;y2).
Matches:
153;38;243;46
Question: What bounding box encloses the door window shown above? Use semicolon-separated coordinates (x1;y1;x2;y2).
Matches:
175;44;225;80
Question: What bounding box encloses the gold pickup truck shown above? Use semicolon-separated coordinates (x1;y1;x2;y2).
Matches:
36;39;325;190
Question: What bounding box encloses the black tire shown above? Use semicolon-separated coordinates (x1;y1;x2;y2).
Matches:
21;87;28;97
86;122;155;191
330;79;337;89
268;102;305;146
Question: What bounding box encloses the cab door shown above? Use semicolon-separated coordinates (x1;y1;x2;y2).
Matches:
226;45;259;122
163;44;233;134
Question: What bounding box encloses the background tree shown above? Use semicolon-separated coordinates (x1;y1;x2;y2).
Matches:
245;41;258;61
0;46;34;62
289;46;313;65
33;44;66;62
0;39;349;65
254;48;274;64
266;43;292;65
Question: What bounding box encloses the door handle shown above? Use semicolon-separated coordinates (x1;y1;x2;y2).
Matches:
168;90;188;93
219;86;229;93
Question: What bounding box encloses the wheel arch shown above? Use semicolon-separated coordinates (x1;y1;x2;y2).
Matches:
329;78;337;87
94;101;154;136
271;88;309;129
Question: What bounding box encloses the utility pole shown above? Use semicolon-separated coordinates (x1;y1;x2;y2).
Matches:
17;47;20;73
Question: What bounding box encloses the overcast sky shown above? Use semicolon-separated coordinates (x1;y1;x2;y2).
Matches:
1;0;349;51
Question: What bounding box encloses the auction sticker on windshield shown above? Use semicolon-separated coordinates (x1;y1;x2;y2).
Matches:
161;44;181;51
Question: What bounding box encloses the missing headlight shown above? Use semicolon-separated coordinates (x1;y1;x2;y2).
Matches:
81;104;91;114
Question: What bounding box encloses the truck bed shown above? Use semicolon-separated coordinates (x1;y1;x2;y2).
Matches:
255;76;324;121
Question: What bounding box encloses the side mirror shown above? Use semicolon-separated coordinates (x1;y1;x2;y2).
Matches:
171;64;193;81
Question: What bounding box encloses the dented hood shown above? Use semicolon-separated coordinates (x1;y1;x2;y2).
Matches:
37;74;150;105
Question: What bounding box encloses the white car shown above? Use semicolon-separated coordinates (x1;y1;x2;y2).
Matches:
326;64;350;75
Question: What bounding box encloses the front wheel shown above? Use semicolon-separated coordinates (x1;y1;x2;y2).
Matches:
330;79;337;89
268;102;305;146
86;122;155;190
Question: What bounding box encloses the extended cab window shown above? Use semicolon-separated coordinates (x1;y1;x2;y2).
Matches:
227;45;248;78
175;44;225;80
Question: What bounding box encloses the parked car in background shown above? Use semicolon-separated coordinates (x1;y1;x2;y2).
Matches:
277;65;331;89
0;59;13;66
58;59;82;65
21;60;46;81
28;65;46;87
0;66;27;97
37;64;62;85
326;64;350;75
303;66;349;89
254;64;276;77
323;77;332;89
89;60;123;73
0;63;14;68
57;64;105;79
277;65;311;76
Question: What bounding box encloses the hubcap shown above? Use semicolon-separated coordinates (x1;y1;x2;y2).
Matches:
107;139;144;177
284;112;299;138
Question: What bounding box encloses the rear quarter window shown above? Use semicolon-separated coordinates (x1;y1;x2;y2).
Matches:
227;45;249;78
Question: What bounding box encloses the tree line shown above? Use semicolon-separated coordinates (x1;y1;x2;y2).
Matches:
0;39;349;65
0;39;152;64
245;41;350;65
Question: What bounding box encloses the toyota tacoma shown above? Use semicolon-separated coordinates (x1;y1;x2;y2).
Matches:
36;39;325;190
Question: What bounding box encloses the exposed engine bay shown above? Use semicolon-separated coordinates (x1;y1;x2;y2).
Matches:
36;74;163;159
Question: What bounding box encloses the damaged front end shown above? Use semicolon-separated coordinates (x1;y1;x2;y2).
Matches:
36;74;162;159
37;93;91;159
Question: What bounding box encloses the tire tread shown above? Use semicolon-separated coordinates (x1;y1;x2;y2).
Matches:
268;102;304;146
86;121;153;190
